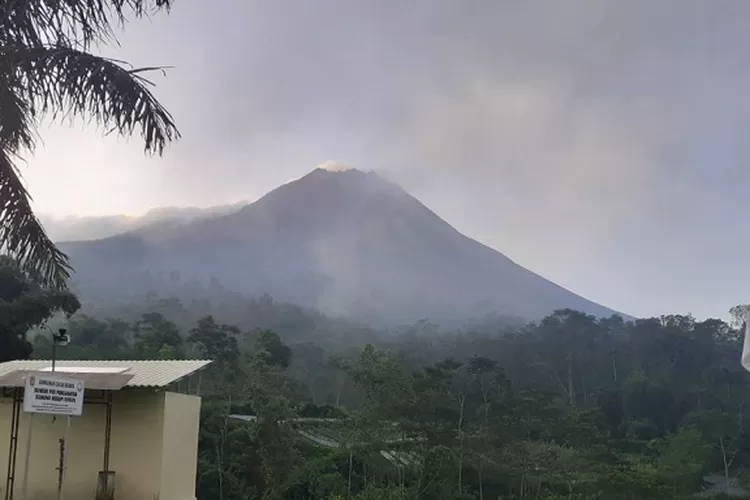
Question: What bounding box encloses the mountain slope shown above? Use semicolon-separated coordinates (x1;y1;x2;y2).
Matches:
60;168;623;323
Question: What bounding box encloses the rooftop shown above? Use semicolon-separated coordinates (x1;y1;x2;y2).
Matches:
0;359;211;388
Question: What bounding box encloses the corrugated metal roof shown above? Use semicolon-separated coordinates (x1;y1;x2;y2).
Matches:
0;359;211;388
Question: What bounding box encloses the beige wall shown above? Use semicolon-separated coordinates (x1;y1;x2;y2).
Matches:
159;392;201;500
0;389;201;500
109;390;166;500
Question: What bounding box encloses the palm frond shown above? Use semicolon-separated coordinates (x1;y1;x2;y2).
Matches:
0;74;36;151
0;148;71;288
0;0;173;47
4;44;180;154
0;2;180;288
0;43;179;287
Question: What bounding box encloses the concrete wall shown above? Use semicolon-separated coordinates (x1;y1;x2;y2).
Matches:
0;389;201;500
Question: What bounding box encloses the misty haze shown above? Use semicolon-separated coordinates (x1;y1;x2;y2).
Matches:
3;2;750;500
23;0;750;321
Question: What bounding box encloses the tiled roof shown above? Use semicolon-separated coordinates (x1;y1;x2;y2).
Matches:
0;359;211;388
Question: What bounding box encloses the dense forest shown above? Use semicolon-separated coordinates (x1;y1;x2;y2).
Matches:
3;258;750;499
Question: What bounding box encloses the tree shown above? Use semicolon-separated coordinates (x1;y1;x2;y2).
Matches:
327;355;351;408
0;257;80;361
19;293;750;500
254;329;292;369
468;356;510;500
655;426;711;495
289;342;327;404
682;410;741;490
70;315;130;353
243;334;299;500
188;315;240;366
188;315;241;394
133;311;183;359
534;309;602;408
0;0;179;287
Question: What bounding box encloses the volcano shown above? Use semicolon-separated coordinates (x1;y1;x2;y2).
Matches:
60;167;623;324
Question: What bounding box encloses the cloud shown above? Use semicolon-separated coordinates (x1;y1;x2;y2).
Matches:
22;0;750;318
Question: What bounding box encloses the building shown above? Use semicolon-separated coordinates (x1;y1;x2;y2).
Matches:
0;359;211;500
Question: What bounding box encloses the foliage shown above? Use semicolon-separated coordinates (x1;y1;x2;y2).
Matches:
0;256;79;361
22;291;750;499
133;311;184;359
0;0;179;286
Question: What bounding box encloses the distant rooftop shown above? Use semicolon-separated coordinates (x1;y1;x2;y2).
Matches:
0;359;211;388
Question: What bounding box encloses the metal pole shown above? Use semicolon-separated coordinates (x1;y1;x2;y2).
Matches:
57;416;71;500
5;388;21;500
101;392;112;495
19;414;33;500
103;393;112;473
21;335;65;500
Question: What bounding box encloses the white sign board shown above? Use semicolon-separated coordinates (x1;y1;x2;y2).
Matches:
23;372;84;416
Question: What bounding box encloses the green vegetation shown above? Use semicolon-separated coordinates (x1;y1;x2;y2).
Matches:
2;261;749;499
0;256;79;361
21;298;750;499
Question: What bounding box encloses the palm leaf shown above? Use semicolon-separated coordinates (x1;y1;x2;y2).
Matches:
0;0;173;47
3;44;179;154
0;147;70;288
0;74;35;151
0;70;67;287
0;1;179;289
0;42;179;287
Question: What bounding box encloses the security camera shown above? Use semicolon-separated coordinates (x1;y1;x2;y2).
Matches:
53;328;70;346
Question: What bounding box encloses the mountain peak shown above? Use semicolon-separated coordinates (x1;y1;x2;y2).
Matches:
62;163;624;324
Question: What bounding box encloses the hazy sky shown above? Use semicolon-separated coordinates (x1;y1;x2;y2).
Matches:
22;0;750;320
